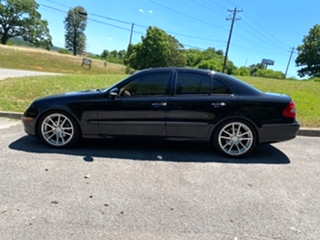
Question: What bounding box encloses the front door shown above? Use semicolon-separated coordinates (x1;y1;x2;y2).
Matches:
97;70;172;137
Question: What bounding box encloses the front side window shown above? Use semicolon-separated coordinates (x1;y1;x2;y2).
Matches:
175;72;212;95
120;72;170;97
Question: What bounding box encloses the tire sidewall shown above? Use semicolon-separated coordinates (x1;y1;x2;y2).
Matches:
37;111;80;148
213;119;257;157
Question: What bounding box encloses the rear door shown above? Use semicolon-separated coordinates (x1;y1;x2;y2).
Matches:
166;70;238;141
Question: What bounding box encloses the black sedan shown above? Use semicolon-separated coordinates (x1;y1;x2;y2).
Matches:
22;68;300;157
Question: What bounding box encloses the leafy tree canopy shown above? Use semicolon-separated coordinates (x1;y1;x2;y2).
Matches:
127;26;186;69
64;6;87;56
296;24;320;78
101;49;127;64
0;0;52;49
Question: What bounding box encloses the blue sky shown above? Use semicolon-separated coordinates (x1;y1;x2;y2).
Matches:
36;0;320;78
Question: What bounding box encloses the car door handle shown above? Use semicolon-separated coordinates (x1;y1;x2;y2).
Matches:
152;102;167;107
211;102;226;108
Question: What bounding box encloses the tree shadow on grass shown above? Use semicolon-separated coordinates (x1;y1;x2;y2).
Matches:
9;136;290;164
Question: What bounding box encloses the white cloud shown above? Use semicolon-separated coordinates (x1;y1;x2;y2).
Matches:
139;9;144;13
149;10;153;14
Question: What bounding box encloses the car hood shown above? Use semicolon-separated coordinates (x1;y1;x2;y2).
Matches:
34;89;103;102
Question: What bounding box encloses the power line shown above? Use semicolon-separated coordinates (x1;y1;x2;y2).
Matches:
242;11;290;48
149;0;228;32
188;0;289;53
236;20;288;53
39;0;290;59
39;2;227;48
189;0;290;51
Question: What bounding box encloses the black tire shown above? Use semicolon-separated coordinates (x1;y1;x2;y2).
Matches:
213;119;257;157
37;111;80;148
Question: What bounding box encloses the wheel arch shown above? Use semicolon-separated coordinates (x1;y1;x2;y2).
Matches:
210;116;259;144
35;107;82;138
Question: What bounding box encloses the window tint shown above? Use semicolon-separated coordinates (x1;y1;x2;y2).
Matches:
175;72;212;95
212;79;233;94
120;72;170;97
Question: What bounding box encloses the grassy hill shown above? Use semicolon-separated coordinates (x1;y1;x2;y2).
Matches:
0;44;319;128
0;44;126;74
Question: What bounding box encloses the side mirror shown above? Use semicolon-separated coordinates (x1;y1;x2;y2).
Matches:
109;88;119;100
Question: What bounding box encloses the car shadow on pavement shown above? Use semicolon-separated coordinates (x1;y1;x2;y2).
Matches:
9;136;290;164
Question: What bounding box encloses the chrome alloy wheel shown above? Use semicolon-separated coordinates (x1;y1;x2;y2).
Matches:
40;113;75;147
218;122;254;156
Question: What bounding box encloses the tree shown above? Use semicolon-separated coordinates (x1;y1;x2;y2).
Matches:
118;50;126;59
109;50;118;58
167;35;187;67
127;26;186;69
64;6;87;56
248;62;265;76
232;67;250;76
251;69;284;79
296;24;320;78
127;43;143;69
186;49;203;67
101;49;127;64
186;47;235;74
135;26;171;69
100;49;110;59
0;0;52;49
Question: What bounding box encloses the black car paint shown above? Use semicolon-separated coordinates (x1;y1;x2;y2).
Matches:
22;68;299;146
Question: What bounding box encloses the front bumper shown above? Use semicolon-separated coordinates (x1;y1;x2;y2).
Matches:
22;116;37;136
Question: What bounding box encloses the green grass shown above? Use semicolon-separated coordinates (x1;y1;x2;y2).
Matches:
237;76;320;128
0;45;126;74
0;74;126;112
0;74;319;128
0;44;319;128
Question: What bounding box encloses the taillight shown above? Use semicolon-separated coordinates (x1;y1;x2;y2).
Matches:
282;101;296;118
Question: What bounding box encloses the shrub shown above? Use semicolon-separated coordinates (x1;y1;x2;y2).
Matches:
233;67;250;76
59;48;70;54
252;69;284;79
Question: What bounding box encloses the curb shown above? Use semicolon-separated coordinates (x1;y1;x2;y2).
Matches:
1;111;319;137
297;128;320;137
0;111;22;120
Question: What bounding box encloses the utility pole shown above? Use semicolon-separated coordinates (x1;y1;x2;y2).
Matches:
128;23;135;47
125;23;135;67
222;8;242;73
284;47;295;79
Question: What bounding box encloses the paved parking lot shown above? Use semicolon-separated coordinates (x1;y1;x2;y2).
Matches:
0;118;320;240
0;68;62;80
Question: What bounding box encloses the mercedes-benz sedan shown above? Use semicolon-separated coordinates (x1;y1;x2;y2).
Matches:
22;68;300;157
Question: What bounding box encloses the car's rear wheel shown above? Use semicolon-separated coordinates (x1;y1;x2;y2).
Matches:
213;119;256;157
38;111;80;148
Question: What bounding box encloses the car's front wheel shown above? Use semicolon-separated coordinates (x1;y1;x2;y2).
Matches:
213;119;257;157
38;111;80;148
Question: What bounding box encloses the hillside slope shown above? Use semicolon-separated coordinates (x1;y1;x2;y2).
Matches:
0;45;126;75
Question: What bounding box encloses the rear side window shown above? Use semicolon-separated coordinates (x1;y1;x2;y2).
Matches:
212;79;233;94
175;72;212;95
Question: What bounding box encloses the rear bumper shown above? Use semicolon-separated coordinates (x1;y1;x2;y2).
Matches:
258;120;300;143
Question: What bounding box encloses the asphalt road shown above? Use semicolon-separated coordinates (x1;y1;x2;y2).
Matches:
1;118;319;240
0;68;62;80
